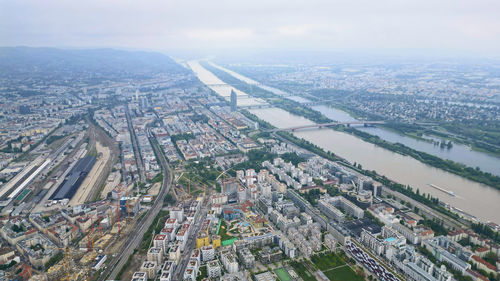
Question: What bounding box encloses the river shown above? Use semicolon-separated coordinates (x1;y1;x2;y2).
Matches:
190;60;500;224
208;62;500;176
314;105;500;176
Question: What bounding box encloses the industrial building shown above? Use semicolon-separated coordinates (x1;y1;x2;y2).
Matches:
50;156;96;200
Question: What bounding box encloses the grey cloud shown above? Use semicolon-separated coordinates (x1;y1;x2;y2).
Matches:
1;0;499;54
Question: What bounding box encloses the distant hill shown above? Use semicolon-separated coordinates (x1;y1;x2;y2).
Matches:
0;47;188;82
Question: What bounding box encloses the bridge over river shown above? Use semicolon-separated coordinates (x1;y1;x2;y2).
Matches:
265;121;385;132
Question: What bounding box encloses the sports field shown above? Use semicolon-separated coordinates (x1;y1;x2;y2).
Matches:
311;252;345;270
310;251;364;281
323;266;364;281
290;261;316;281
274;268;292;281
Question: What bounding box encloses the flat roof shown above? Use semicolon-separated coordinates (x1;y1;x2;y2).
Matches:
50;156;96;200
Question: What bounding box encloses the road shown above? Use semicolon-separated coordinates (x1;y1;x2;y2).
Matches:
125;104;146;182
381;188;465;229
98;128;174;281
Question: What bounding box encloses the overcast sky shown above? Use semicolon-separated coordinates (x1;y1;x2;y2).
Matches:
1;0;499;56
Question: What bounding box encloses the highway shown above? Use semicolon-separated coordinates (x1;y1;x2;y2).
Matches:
98;128;173;281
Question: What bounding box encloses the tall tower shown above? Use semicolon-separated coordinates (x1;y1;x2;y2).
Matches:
135;90;139;101
230;90;237;112
358;178;364;192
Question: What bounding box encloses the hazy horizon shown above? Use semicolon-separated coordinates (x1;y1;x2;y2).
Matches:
1;0;500;58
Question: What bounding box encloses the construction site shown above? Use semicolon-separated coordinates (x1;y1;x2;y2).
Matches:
115;170;208;281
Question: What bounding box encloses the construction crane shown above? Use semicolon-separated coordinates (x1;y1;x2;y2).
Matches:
46;246;75;281
97;215;103;237
175;174;192;200
62;247;74;281
89;228;97;261
191;178;207;198
177;173;209;198
190;177;208;197
216;167;238;194
216;167;237;181
106;201;121;235
125;198;133;221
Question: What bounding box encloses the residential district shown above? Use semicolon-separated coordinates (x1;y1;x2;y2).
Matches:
0;60;499;281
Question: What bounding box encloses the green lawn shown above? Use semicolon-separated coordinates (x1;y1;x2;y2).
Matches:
274;268;292;281
311;252;346;271
218;220;233;240
289;261;317;281
197;265;207;281
322;266;364;281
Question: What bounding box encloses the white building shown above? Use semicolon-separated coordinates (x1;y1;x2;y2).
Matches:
183;268;196;281
169;245;180;262
211;193;228;205
159;271;171;281
201;245;215;262
132;272;147;281
221;251;239;273
147;247;163;264
154;234;168;253
140;261;157;280
170;206;184;222
187;258;199;276
207;260;222;278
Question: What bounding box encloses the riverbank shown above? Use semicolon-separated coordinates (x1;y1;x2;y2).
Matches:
203;62;500;191
274;130;466;226
329;101;500;158
244;108;453;218
237;110;467;225
339;126;500;190
200;62;331;124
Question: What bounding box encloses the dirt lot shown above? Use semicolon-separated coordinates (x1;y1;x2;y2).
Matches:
100;171;121;199
148;182;161;196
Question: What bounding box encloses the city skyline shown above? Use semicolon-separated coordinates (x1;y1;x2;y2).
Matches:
0;1;499;279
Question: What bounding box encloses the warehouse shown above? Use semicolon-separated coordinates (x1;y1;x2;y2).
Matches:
50;156;96;200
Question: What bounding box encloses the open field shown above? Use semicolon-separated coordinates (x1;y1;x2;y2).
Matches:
309;251;364;281
322;266;364;281
274;268;292;281
311;252;346;271
289;261;317;281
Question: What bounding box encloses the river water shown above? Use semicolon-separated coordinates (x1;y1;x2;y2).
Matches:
313;106;500;176
209;62;500;176
190;61;500;224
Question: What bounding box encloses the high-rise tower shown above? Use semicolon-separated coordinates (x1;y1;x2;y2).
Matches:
230;90;237;112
